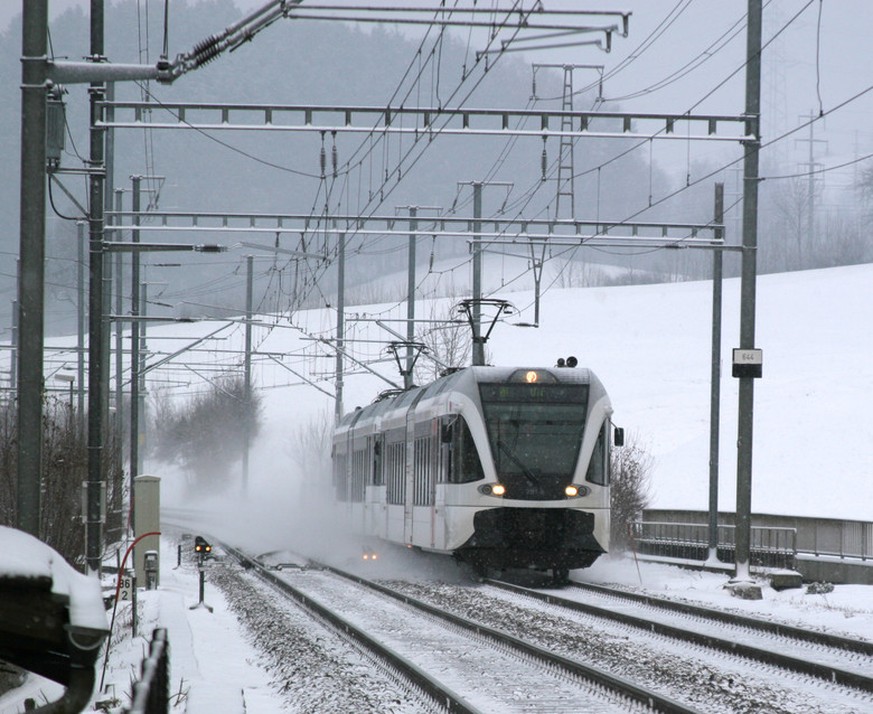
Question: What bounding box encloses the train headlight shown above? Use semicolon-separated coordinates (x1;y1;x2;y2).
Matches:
478;483;506;496
565;485;590;498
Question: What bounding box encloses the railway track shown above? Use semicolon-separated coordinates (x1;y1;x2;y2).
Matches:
386;576;873;714
561;579;873;665
174;528;872;712
224;545;696;713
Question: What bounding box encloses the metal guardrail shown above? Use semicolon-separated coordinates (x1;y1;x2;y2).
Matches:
641;510;873;564
125;628;169;714
631;521;797;570
807;520;872;561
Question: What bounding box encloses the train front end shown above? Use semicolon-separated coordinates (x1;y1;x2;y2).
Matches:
452;366;615;577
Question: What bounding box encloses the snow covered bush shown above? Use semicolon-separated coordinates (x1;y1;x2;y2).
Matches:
609;432;653;552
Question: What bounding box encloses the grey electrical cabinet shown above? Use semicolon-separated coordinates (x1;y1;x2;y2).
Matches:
134;475;161;587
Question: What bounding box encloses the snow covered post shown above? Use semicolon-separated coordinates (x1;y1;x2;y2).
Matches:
0;527;109;711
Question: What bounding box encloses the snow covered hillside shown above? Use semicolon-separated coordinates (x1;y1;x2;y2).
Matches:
83;262;872;524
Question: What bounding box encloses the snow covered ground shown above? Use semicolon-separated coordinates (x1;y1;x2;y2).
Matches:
5;533;868;713
3;263;871;712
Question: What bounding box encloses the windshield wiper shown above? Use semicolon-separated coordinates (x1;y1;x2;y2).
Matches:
496;438;538;485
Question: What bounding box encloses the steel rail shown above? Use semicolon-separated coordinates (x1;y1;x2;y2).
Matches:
321;564;697;713
222;544;480;714
487;578;873;694
566;580;873;657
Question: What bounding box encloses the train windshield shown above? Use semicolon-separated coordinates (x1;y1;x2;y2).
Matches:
479;383;589;499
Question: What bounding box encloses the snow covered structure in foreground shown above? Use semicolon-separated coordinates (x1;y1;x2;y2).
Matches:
0;526;108;712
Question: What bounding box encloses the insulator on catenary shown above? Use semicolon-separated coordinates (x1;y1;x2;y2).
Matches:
541;147;547;181
192;35;222;67
332;145;338;178
319;146;326;178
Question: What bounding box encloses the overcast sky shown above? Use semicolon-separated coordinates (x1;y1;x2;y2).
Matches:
5;1;872;193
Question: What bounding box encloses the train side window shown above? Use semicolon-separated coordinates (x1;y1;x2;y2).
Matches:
450;417;485;484
334;451;349;501
372;439;384;486
414;436;435;506
585;424;608;485
386;438;406;505
438;417;453;484
351;447;366;502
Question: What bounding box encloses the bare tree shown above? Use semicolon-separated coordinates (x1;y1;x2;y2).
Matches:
150;375;262;491
858;164;873;206
286;411;333;506
765;175;821;271
287;411;331;481
0;396;122;566
0;399;15;528
817;212;869;267
40;398;86;561
554;258;609;288
413;301;472;384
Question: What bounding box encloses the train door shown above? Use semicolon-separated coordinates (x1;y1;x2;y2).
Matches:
429;418;438;548
403;392;426;545
432;415;455;550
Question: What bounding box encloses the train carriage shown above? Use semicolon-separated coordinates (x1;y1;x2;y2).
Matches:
332;364;620;581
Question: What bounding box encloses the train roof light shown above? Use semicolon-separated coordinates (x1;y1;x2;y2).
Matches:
507;369;558;384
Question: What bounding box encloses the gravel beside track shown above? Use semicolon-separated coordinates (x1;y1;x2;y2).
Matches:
386;579;873;714
208;557;439;713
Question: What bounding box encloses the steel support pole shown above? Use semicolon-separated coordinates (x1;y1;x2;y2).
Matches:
101;81;115;445
130;176;142;497
734;0;763;582
707;184;724;562
138;282;147;475
114;189;124;465
10;292;18;391
405;208;417;389
85;0;107;573
17;0;49;537
77;221;87;435
806;117;815;266
472;184;484;366
243;255;253;491
334;232;346;422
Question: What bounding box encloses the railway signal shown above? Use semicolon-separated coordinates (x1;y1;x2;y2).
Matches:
194;535;212;557
190;536;214;613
